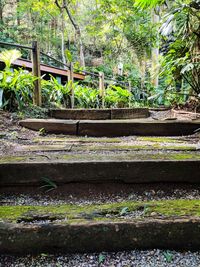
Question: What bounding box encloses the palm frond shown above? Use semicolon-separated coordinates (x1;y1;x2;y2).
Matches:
0;49;22;69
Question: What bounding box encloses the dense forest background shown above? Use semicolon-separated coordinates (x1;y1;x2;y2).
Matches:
0;0;199;109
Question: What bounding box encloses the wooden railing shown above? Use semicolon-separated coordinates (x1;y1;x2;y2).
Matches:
0;40;130;108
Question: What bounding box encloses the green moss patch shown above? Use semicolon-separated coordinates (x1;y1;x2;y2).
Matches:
73;144;197;152
0;151;200;163
1;200;200;223
137;137;185;143
33;137;122;144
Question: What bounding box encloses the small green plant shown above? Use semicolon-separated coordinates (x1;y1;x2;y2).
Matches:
39;128;46;136
40;253;48;257
143;204;149;215
120;207;129;216
98;253;106;265
163;250;173;263
40;177;57;192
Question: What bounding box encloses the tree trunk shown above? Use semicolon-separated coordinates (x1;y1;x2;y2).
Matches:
61;9;67;68
151;10;160;89
0;0;4;24
62;0;85;67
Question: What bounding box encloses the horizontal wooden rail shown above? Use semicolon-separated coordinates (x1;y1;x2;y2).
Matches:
0;41;32;50
0;40;133;108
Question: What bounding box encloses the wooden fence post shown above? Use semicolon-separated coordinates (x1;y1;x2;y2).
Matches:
99;72;105;108
69;62;74;108
32;41;41;106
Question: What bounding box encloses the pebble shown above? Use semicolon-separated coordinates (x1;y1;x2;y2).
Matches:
1;250;200;267
1;188;200;206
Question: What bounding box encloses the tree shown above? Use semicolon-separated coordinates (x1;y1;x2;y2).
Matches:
55;0;85;67
135;0;200;96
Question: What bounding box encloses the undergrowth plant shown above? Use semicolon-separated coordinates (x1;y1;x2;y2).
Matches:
0;49;36;111
74;85;100;108
41;76;71;108
105;85;132;108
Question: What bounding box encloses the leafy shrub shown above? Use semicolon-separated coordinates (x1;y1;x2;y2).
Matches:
0;68;36;111
74;85;100;108
105;85;131;108
41;76;71;108
0;49;36;111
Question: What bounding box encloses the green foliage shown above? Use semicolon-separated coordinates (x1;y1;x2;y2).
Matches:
65;49;73;63
98;254;106;265
40;177;57;193
105;85;131;108
41;76;71;108
0;68;36;111
0;49;37;111
1;0;199;108
42;79;133;109
134;0;164;9
0;49;22;70
163;251;173;263
74;85;100;108
39;128;46;136
119;207;129;216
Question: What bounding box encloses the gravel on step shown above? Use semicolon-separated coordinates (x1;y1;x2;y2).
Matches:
1;250;200;267
1;187;200;206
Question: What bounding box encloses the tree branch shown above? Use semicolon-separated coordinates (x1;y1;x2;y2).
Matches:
55;0;61;10
63;0;80;33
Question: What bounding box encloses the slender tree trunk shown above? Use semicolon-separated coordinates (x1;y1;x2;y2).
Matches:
151;10;160;88
55;0;85;67
16;0;20;26
0;0;4;24
61;9;67;67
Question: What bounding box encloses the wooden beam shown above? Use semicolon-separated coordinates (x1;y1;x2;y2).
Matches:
68;63;74;108
99;72;105;108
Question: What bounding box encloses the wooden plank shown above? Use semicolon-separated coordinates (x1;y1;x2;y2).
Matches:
78;119;200;137
1;216;200;254
19;119;78;134
0;160;200;186
50;109;111;120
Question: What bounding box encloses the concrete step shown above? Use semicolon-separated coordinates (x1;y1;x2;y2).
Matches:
19;119;200;136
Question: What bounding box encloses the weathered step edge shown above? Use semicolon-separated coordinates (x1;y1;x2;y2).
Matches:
0;217;200;254
50;108;150;120
19;119;200;137
19;119;78;135
0;161;199;186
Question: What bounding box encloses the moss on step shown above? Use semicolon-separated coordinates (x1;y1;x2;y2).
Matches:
73;144;197;152
0;151;200;163
33;137;122;144
137;137;185;143
1;200;200;223
18;145;71;152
